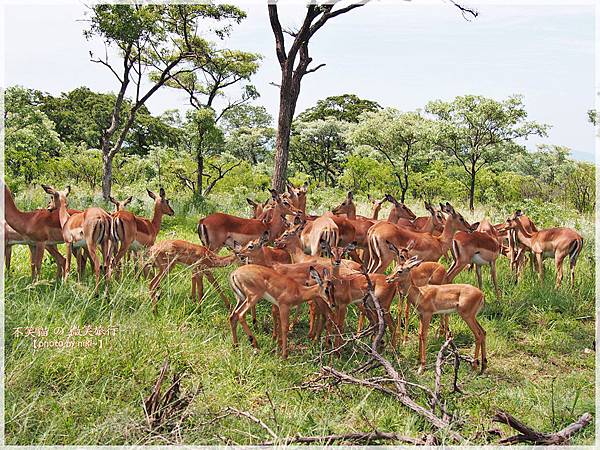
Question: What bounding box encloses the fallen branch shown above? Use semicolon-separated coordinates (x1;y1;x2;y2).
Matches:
260;430;426;446
492;410;593;445
432;337;454;412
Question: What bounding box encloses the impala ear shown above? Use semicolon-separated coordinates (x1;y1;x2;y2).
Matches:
147;189;156;200
41;184;56;195
109;196;117;205
66;186;71;196
124;196;133;206
159;187;166;198
386;240;398;254
322;267;330;279
247;198;258;207
302;181;309;192
309;266;322;286
347;191;353;200
259;230;270;245
345;241;357;253
233;241;242;252
268;188;278;200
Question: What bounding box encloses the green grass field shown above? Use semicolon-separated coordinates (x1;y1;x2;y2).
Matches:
4;198;596;445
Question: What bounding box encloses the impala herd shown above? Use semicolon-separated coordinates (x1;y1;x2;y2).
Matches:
3;181;584;373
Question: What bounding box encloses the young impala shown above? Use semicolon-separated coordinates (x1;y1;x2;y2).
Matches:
146;239;236;313
385;241;449;344
229;264;333;358
386;256;487;374
42;185;113;288
502;217;583;288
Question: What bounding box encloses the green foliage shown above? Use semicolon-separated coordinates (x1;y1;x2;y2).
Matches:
289;117;350;186
5;86;63;183
296;93;381;123
427;94;549;209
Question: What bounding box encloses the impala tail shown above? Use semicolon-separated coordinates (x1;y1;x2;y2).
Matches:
198;221;209;247
569;237;583;266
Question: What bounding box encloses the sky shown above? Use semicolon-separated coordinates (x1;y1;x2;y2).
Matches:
3;0;596;161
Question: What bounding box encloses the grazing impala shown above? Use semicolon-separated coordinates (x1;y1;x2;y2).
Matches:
447;218;502;300
198;190;299;252
386;256;487;373
4;184;68;279
111;189;174;274
367;202;471;273
229;264;333;358
502;217;583;288
146;239;236;313
42;185;113;287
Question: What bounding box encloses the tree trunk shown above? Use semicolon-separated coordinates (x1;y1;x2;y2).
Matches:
272;88;294;193
469;169;476;212
400;185;408;203
196;151;204;198
102;151;113;201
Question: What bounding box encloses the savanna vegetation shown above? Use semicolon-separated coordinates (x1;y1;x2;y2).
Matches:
4;1;596;446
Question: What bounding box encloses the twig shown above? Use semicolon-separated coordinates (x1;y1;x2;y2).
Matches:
432;337;454;412
224;407;278;440
260;430;426;445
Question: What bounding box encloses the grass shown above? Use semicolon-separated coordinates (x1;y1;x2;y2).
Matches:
4;195;596;445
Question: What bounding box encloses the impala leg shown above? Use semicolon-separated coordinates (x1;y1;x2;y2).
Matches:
289;304;302;332
475;265;483;290
46;245;66;279
272;305;280;342
279;304;291;358
555;251;567;289
32;242;47;280
570;252;578;288
205;271;231;309
395;294;403;346
490;260;501;300
418;313;432;374
335;304;348;350
463;314;486;372
307;299;316;339
229;294;259;349
194;273;204;304
535;252;544;283
403;297;410;344
357;311;365;333
64;244;72;282
5;244;12;274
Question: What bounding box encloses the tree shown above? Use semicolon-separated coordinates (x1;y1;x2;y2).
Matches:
289;117;350;186
38;87;181;156
349;108;432;202
427;95;548;210
222;105;274;164
85;3;246;199
566;162;595;213
4;86;63;183
296;93;381;123
268;1;478;193
588;109;597;126
164;44;261;196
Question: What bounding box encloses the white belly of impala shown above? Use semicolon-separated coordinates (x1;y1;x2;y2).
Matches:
72;239;86;249
263;292;279;306
434;307;456;315
472;253;488;265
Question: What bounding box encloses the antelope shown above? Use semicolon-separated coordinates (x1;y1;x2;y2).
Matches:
385;241;449;344
246;198;268;219
383;194;417;223
4;184;68;279
111;189;175;275
386;256;487;373
198;190;299;252
508;211;539;275
501;217;583;288
229;264;333;358
368;195;386;220
232;231;291;266
300;213;340;256
285;181;309;213
447;218;502;300
42;185;113;288
146;239;236;313
367;202;471;273
331;192;379;260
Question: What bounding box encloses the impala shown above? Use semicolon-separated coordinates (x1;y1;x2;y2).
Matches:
284;181;309;213
42;185;113;287
232;231;291;266
229;264;333;358
447;218;502;300
111;188;175;275
385;241;449;344
300;213;340;256
386;256;487;373
146;239;236;313
4;184;68;279
502;217;583;288
198;190;299;252
367;202;471;273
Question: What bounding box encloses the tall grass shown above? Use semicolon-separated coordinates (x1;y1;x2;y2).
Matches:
4;189;595;445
